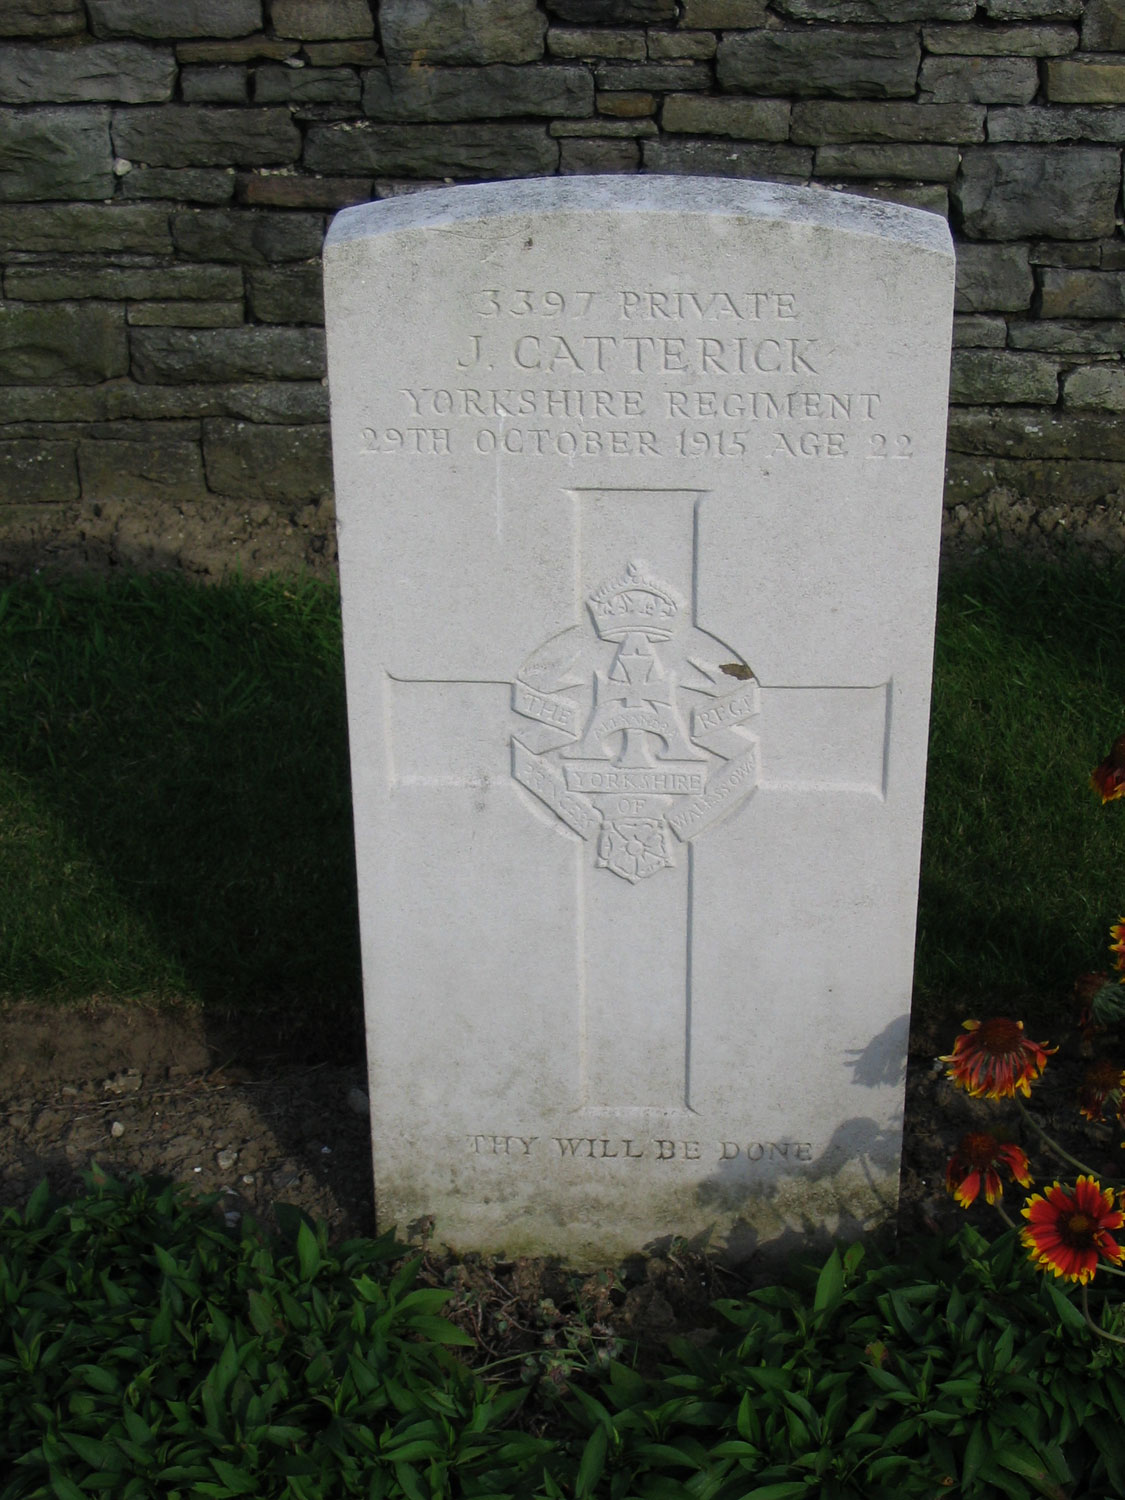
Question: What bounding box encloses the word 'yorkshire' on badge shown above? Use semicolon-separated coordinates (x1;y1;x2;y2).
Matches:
511;560;760;882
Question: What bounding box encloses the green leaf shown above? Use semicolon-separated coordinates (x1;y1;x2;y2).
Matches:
633;1442;705;1470
393;1460;429;1500
784;1405;811;1450
296;1220;322;1281
404;1314;474;1346
865;1455;913;1482
153;1244;179;1277
937;1378;983;1402
813;1249;844;1315
737;1391;761;1444
846;1408;876;1438
739;1485;811;1499
149;1299;173;1347
632;1483;689;1500
209;1457;257;1494
346;1350;383;1398
73;1363;119;1395
576;1424;608;1499
246;1292;278;1340
62;1432;114;1467
395;1288;456;1315
1090;1415;1125;1492
865;1365;908;1395
24;1179;51;1225
570;1386;614;1432
993;1323;1016;1372
607;1360;648;1407
385;1440;442;1462
743;1366;791;1392
1104;1370;1125;1422
159;1463;215;1482
263;1425;305;1444
976;1458;1033;1500
213;1335;241;1398
1041;1280;1087;1333
304;1350;333;1389
46;1473;86;1500
272;1201;315;1246
709;1440;762;1460
387;1255;422;1301
992;1445;1058;1483
352;1273;386;1305
962;1422;990;1488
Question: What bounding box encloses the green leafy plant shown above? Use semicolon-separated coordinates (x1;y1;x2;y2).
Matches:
0;1171;550;1499
4;1172;1125;1498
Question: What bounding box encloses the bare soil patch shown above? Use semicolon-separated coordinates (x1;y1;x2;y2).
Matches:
0;1003;375;1242
0;1000;1103;1351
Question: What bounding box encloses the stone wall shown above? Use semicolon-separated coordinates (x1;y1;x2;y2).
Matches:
3;0;1125;575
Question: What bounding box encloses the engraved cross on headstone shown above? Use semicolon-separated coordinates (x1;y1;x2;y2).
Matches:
387;487;890;1114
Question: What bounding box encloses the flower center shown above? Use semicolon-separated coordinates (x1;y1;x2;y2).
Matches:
975;1018;1024;1055
1065;1213;1093;1243
962;1132;999;1168
1088;1061;1122;1090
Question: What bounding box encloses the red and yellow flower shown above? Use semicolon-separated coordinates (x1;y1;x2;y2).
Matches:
1078;1059;1125;1123
1021;1176;1125;1285
1091;733;1125;804
941;1018;1055;1100
945;1131;1032;1208
1110;921;1125;974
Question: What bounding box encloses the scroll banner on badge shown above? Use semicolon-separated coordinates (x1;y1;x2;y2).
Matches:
512;682;582;739
662;678;761;840
666;744;759;843
689;680;760;757
564;762;707;796
512;738;601;841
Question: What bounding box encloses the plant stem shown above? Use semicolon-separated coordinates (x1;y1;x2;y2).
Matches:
1081;1285;1125;1345
1015;1098;1125;1184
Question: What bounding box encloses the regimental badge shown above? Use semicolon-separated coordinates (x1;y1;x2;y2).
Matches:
511;560;760;882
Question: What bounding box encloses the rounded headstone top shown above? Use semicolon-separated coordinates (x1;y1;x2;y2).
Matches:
324;176;953;260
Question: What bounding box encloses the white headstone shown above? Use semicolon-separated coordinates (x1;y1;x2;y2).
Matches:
324;177;954;1266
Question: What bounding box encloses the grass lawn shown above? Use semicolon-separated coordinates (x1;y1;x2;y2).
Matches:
1;554;1124;1040
0;574;359;1047
921;555;1125;1023
4;557;1125;1498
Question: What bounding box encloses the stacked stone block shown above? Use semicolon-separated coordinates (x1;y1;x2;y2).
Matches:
3;0;1125;573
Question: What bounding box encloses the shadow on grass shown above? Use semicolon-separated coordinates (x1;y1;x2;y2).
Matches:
917;550;1125;1020
4;555;1125;1056
0;573;363;1061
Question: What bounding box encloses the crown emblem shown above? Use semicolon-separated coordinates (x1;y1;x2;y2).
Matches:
586;560;685;642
